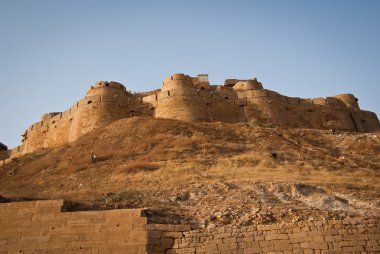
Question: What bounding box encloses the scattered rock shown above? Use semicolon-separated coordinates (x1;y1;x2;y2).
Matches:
207;223;216;229
7;169;17;177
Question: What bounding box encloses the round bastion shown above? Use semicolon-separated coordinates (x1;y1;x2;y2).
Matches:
334;94;360;110
40;112;61;121
87;81;128;97
233;79;263;91
162;73;194;90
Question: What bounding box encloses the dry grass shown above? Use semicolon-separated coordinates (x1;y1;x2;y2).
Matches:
0;116;379;203
113;161;159;174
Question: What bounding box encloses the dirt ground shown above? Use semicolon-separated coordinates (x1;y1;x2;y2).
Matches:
1;117;379;228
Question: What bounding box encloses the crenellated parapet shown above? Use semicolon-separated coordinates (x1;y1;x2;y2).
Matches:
3;73;379;159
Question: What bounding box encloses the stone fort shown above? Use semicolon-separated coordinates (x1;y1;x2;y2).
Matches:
8;73;380;157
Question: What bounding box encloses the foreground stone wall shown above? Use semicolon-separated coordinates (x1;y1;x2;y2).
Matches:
148;218;380;253
1;200;379;253
0;200;147;254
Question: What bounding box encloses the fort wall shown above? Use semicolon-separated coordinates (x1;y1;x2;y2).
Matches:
239;89;358;131
153;74;379;133
155;74;244;123
20;81;153;155
3;73;379;158
1;200;379;253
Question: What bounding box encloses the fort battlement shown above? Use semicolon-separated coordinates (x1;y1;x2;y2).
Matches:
3;73;380;159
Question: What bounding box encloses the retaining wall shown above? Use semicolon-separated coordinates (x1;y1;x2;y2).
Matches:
148;218;380;254
0;200;147;254
1;200;379;253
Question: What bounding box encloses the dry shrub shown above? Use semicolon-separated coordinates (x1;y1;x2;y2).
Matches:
114;161;159;174
173;137;196;151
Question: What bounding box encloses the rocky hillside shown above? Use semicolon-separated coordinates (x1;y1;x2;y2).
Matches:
0;117;379;229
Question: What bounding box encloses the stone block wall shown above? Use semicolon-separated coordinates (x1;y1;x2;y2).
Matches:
5;73;379;159
20;83;153;155
238;88;379;132
0;200;148;254
153;74;379;132
154;74;243;123
147;218;380;253
1;200;379;253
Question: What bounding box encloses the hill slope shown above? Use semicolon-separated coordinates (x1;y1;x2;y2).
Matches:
1;117;379;228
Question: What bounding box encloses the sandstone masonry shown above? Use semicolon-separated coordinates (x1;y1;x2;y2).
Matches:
0;200;147;254
0;200;379;253
5;73;380;158
147;219;380;253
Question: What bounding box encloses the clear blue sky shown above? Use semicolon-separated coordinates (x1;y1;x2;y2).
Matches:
1;0;379;148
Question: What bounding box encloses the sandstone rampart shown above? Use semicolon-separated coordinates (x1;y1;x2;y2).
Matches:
20;81;153;155
2;73;379;159
153;74;379;133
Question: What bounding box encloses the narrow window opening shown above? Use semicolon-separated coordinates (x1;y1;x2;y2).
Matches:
88;100;92;104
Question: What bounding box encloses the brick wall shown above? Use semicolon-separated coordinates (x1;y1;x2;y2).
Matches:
147;218;380;253
0;200;147;254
